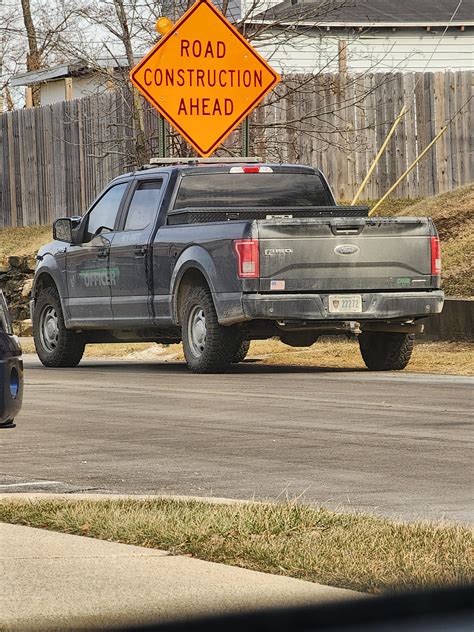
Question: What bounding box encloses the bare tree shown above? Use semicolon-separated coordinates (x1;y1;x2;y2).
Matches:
1;1;22;109
1;0;83;107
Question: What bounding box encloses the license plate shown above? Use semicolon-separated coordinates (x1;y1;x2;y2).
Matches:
328;294;363;313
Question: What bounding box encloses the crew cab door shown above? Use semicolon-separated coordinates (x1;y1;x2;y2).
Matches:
66;181;129;327
109;177;165;325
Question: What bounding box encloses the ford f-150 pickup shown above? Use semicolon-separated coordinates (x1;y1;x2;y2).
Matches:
31;159;444;373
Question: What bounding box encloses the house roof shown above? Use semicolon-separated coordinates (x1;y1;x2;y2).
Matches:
10;58;139;88
253;0;474;27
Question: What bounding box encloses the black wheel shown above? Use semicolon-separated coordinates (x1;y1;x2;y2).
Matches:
359;331;414;371
181;285;241;373
233;339;251;364
33;286;85;367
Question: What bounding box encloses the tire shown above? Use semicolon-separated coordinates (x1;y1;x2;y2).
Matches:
180;285;241;373
359;331;414;371
33;286;85;367
233;340;250;363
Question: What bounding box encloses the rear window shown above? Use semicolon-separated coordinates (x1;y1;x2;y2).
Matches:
173;173;332;209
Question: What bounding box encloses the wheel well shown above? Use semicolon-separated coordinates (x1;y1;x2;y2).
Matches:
175;268;209;324
34;273;57;298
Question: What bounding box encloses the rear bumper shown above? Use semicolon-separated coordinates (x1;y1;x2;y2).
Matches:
0;333;23;424
241;291;444;322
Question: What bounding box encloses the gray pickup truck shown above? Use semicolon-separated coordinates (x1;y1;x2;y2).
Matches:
31;159;443;373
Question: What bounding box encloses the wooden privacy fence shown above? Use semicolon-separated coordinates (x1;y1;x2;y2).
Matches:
1;70;472;227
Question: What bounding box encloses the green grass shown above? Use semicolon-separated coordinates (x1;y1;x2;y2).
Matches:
0;499;472;594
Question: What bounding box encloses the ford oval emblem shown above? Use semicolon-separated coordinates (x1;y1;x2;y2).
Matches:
334;244;360;256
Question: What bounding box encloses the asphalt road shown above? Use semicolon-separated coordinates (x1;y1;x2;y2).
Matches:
1;355;473;523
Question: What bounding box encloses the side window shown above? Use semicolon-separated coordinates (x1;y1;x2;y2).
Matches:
85;182;128;241
123;180;163;231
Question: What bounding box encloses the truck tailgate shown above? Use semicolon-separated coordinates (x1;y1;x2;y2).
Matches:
257;217;435;292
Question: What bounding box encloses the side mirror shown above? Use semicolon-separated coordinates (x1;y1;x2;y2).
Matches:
53;216;82;244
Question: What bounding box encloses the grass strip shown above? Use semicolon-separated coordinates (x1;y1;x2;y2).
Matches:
0;499;472;594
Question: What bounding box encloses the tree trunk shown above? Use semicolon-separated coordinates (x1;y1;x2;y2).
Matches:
113;0;149;166
4;86;15;112
20;0;42;106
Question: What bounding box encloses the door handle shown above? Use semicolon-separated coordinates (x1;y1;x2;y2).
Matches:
96;248;108;259
134;246;147;258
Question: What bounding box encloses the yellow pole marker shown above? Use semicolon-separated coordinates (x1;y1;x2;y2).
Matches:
369;125;448;216
156;17;173;35
351;105;407;205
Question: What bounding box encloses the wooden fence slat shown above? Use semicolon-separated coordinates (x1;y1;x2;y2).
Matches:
403;73;417;198
394;73;408;198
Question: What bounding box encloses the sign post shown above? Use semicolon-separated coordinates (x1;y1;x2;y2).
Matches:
130;0;280;157
242;117;250;157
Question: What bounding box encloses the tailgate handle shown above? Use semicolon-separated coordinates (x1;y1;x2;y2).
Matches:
331;224;364;235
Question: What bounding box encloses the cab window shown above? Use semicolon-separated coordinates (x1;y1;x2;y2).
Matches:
85;182;128;241
123;180;163;231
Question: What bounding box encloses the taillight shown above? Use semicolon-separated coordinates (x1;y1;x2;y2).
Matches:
234;239;260;278
431;236;441;275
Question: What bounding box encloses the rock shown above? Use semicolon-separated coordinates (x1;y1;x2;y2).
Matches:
0;265;35;329
17;319;33;336
8;255;34;272
7;256;22;269
21;278;34;298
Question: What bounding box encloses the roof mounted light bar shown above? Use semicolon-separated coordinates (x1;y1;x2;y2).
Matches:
147;156;263;166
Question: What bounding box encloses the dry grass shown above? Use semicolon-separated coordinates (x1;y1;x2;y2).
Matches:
0;225;51;259
393;184;474;230
19;339;182;359
0;498;471;594
20;338;473;376
249;339;474;376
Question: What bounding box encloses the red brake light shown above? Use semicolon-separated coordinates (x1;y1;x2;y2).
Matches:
243;166;260;173
234;239;260;278
431;236;441;275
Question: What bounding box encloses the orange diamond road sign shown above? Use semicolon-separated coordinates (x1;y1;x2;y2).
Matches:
130;0;280;157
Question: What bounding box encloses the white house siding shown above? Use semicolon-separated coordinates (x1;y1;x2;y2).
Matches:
39;75;105;106
255;29;474;73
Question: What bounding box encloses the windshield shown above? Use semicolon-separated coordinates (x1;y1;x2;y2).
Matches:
173;172;333;208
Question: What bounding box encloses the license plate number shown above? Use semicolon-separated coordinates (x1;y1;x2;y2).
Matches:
328;295;362;313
